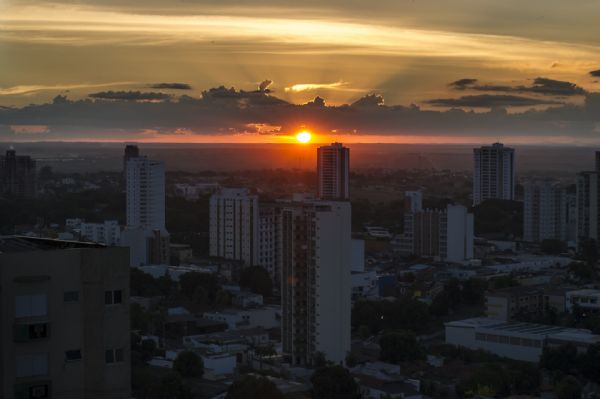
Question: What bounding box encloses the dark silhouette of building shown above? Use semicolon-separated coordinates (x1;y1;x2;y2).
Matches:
123;144;139;172
0;148;37;198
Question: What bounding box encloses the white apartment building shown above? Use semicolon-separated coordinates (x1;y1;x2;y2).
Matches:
280;200;351;366
399;202;473;262
209;188;259;267
80;220;121;246
121;154;169;266
317;143;350;200
523;180;568;242
473;143;515;205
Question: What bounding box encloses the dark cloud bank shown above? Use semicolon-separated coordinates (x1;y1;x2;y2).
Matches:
1;82;600;140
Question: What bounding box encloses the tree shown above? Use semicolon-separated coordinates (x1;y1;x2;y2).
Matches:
139;338;157;363
310;365;362;399
156;372;193;399
179;272;219;303
357;325;371;340
580;343;600;383
461;278;488;304
580;239;598;266
540;345;580;375
430;291;450;316
240;266;273;297
554;376;581;399
173;351;204;378
541;239;567;254
459;363;510;397
379;330;423;363
225;375;284;399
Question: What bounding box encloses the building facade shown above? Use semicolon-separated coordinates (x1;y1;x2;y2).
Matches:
280;200;351;366
399;201;474;262
523;180;568;243
258;203;282;282
209;188;259;267
0;149;37;199
576;171;599;246
0;236;130;398
317;143;349;200
80;220;121;246
122;154;169;266
473;143;515;205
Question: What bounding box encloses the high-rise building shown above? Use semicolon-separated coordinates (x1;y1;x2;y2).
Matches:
404;190;423;212
0;148;37;199
576;171;599;245
399;199;473;262
80;220;121;246
125;156;165;231
473;143;515;205
123;144;139;173
317;142;349;200
258;203;282;282
523;180;568;243
280;199;351;366
121;154;169;266
0;236;131;398
209;188;259;267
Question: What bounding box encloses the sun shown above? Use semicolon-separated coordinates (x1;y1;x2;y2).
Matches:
296;131;312;143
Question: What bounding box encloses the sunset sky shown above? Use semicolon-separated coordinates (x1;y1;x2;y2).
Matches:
2;0;600;143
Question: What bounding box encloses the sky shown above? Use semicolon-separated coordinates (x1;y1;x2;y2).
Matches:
1;0;600;143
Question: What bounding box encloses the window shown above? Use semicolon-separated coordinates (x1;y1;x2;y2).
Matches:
63;291;79;302
14;382;51;399
15;295;47;318
105;290;123;305
105;348;124;364
14;323;50;342
16;354;48;378
65;350;82;362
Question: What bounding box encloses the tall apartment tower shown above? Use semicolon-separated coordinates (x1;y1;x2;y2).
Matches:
125;156;165;230
0;148;37;199
209;188;259;267
576;171;599;245
121;155;169;266
280;200;351;366
473;143;515;205
0;236;130;399
317;142;349;200
258;203;282;283
523;180;568;242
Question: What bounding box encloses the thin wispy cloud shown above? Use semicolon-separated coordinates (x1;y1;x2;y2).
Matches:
285;81;353;93
0;82;136;96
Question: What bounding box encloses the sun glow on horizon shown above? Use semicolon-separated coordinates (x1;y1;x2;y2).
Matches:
296;131;312;143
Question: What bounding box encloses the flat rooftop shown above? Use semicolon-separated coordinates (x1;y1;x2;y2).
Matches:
0;236;104;254
447;317;597;338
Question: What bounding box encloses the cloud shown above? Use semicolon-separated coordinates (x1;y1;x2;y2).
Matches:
426;94;563;108
2;84;600;142
285;81;348;92
351;94;384;107
0;82;136;96
448;79;478;90
258;80;273;92
449;77;586;96
590;70;600;77
88;91;172;101
149;83;192;90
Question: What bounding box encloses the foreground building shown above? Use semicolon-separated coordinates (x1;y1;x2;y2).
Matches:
446;317;600;363
121;154;169;266
523;180;568;243
0;148;37;199
209;188;259;267
576;170;599;246
281;200;351;366
473;143;515;205
317;142;350;200
0;236;130;398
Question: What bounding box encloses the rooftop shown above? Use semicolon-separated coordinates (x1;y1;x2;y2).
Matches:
0;236;104;254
